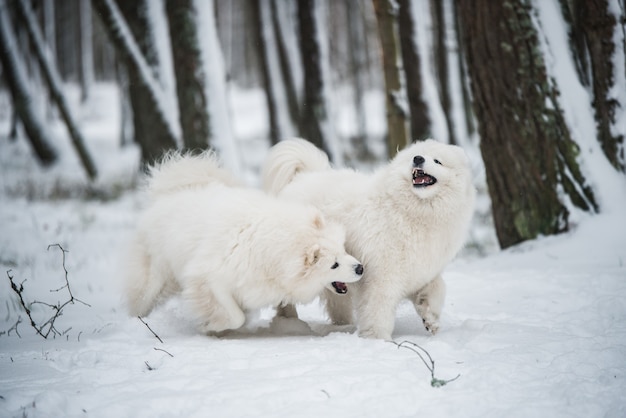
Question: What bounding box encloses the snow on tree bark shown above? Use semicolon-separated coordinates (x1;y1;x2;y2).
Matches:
431;0;462;146
556;0;625;172
404;0;450;145
345;0;373;159
253;0;295;145
372;0;410;158
93;0;179;166
165;0;212;151
298;0;335;160
458;0;597;249
578;0;625;172
398;0;432;142
194;0;241;172
15;0;98;180
270;0;302;134
0;0;57;165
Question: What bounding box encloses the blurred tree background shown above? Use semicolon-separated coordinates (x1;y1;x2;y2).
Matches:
0;0;624;248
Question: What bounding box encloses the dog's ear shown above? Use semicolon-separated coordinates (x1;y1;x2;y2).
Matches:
305;244;321;266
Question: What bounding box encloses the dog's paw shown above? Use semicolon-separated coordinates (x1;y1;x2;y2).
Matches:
422;317;439;334
358;326;392;340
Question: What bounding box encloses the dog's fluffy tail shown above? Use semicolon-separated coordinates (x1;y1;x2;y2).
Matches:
146;150;240;199
261;138;330;195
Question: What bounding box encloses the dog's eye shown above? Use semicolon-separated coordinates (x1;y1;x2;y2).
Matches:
434;159;442;165
331;262;339;269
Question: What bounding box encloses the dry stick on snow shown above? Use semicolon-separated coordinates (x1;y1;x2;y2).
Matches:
393;340;460;387
137;316;164;343
154;347;174;358
0;317;22;338
6;244;90;339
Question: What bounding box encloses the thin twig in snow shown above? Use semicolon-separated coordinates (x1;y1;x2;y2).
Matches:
154;347;174;357
137;316;164;343
392;340;460;387
0;317;22;338
6;244;90;339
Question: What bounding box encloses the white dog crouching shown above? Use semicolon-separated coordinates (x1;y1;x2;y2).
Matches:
262;139;475;340
125;151;363;334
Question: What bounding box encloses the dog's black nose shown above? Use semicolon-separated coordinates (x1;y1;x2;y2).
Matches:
413;155;425;166
355;264;364;275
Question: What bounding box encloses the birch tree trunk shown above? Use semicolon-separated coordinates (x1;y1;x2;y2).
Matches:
457;0;597;248
372;0;409;158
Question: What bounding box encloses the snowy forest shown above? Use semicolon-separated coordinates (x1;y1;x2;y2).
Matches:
1;1;626;416
1;0;624;248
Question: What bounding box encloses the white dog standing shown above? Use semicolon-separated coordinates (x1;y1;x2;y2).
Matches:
125;151;363;334
262;139;475;340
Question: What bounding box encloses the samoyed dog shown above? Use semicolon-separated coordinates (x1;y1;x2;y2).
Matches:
262;139;475;339
125;151;363;334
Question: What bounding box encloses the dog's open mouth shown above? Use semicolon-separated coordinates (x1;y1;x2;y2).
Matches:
332;281;348;294
412;168;437;187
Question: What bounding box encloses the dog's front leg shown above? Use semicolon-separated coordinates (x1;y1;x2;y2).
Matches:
355;283;401;340
411;274;446;334
324;288;354;325
183;282;246;333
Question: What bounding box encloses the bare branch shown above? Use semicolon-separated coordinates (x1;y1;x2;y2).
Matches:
0;317;22;338
137;316;163;343
153;347;174;358
47;244;90;307
5;245;90;339
392;340;460;387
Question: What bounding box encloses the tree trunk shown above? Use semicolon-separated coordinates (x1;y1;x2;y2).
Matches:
194;0;241;171
253;0;295;145
0;0;57;165
165;0;211;151
16;0;98;180
430;0;457;145
43;0;56;64
452;0;475;139
398;0;431;143
372;0;409;158
345;0;373;159
93;0;178;166
271;0;301;135
578;0;625;172
298;0;333;159
457;0;597;248
79;0;94;102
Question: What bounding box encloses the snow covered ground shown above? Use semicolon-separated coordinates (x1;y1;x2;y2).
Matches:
1;85;625;417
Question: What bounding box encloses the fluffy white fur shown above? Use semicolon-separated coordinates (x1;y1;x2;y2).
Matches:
262;139;475;339
125;151;363;333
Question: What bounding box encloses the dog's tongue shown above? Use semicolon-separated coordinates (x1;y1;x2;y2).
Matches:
332;281;348;294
